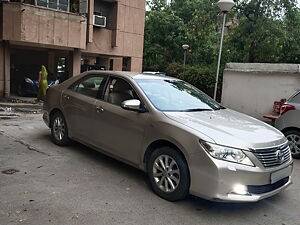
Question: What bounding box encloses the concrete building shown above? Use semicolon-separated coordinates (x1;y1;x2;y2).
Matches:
0;0;145;97
221;63;300;120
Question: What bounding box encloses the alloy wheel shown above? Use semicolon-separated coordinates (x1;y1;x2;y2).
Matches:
53;116;65;141
153;155;180;193
286;134;300;155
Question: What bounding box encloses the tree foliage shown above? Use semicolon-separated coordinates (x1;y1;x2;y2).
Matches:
143;10;187;71
225;0;300;63
144;0;300;66
143;0;300;95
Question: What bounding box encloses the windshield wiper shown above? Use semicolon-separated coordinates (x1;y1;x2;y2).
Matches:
214;106;226;110
181;108;213;112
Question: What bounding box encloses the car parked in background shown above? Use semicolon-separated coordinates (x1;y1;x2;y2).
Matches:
43;71;293;202
17;75;58;97
11;66;58;96
275;90;300;159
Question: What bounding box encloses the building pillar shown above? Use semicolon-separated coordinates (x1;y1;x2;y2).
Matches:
111;57;122;71
0;42;4;97
47;51;56;75
0;41;10;97
111;1;120;47
130;57;143;72
87;0;94;43
69;49;81;77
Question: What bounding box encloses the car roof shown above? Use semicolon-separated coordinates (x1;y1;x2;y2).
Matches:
85;70;176;80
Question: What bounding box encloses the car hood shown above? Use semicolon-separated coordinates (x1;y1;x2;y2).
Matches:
164;109;286;150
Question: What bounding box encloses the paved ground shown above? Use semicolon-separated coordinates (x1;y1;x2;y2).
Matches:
0;114;300;225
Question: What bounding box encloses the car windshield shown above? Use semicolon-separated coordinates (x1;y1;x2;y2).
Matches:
135;79;224;111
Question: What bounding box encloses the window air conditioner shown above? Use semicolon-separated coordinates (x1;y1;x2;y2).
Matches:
93;15;107;28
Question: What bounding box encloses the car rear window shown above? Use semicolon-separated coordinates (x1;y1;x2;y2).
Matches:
290;91;300;103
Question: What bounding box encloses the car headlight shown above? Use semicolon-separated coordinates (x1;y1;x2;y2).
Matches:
201;141;254;166
25;78;34;84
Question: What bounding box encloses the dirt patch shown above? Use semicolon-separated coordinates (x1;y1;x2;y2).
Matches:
2;169;20;175
0;97;39;104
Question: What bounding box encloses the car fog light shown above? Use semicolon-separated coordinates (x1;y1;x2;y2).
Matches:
232;184;248;195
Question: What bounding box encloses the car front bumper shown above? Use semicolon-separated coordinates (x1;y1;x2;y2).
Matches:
189;151;293;202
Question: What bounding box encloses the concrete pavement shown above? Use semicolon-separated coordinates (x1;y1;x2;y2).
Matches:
0;114;300;225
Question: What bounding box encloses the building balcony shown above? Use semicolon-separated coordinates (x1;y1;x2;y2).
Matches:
1;2;87;49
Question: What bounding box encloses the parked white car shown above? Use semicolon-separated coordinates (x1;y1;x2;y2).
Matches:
275;90;300;158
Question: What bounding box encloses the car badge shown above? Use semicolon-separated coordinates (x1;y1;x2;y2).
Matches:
276;149;284;163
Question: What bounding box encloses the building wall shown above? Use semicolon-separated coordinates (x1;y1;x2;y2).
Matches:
0;0;146;96
221;63;300;120
2;3;87;49
84;0;145;72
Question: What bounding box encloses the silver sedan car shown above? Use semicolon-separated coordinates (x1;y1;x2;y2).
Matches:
43;71;293;202
275;90;300;159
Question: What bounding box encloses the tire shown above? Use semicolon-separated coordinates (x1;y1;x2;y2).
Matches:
147;146;190;201
284;130;300;159
50;111;70;146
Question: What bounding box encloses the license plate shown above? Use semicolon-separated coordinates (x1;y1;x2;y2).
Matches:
270;166;292;184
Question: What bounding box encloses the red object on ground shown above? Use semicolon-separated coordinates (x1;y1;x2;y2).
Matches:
273;101;284;114
280;104;296;115
263;100;284;124
263;115;279;120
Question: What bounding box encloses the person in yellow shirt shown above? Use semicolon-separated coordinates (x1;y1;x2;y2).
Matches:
37;65;48;101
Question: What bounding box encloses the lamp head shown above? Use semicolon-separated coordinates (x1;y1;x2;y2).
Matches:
217;0;235;13
182;44;189;50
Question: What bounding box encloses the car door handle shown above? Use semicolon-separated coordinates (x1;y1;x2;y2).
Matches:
63;95;70;100
96;106;104;113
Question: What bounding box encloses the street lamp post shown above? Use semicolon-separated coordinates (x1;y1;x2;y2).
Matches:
182;44;189;68
213;0;235;101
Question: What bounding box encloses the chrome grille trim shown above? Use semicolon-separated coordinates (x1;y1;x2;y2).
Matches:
252;142;291;168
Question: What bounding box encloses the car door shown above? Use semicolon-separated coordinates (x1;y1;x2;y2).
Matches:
61;74;108;143
287;91;300;127
91;77;149;165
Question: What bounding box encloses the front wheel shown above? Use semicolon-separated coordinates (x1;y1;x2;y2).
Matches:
284;130;300;159
50;111;70;146
147;147;190;201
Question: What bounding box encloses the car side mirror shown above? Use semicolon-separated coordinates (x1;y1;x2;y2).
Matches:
121;99;147;113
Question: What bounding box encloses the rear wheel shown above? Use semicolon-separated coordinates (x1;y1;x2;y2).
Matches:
50;111;70;146
147;146;190;201
284;130;300;159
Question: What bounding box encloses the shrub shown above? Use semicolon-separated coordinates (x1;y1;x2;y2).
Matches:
166;63;216;97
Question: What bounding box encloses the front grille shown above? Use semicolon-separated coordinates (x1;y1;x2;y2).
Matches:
247;177;289;194
253;142;291;168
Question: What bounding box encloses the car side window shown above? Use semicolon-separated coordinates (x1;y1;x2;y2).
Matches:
104;78;139;106
70;75;107;99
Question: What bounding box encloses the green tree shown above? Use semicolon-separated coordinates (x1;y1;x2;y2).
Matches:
280;7;300;63
225;0;299;63
143;0;300;96
147;0;168;10
184;0;220;65
143;10;186;71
